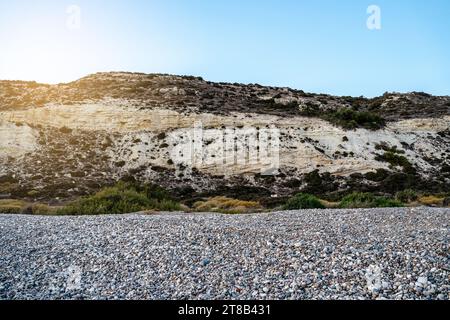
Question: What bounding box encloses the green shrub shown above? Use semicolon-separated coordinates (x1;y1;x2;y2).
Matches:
365;169;389;182
395;189;418;203
375;152;416;174
57;182;181;215
283;193;325;210
140;184;171;202
375;143;405;154
157;199;183;212
299;103;321;117
339;192;403;209
379;172;418;193
325;108;385;130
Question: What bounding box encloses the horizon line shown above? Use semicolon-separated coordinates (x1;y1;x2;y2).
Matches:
1;71;449;100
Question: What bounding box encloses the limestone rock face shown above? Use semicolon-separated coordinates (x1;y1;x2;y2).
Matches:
0;72;449;201
0;120;38;158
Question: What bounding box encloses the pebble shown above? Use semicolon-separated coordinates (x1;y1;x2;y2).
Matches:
0;207;448;300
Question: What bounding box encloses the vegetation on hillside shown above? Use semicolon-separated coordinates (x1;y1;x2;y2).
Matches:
375;152;416;174
0;199;56;215
395;189;418;203
57;182;181;215
193;196;262;214
283;193;325;210
0;199;26;214
324;108;386;130
1;180;449;216
338;192;404;209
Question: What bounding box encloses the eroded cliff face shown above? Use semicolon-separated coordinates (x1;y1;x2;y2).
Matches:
0;72;449;202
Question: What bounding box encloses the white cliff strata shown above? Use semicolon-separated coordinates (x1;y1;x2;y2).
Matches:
0;101;448;177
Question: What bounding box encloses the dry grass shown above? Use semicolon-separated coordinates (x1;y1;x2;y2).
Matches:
418;196;444;206
194;196;262;214
0;199;27;214
0;199;59;215
319;199;340;209
29;203;59;215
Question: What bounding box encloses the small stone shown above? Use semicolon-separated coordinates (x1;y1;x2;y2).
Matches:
1;207;448;300
201;259;211;267
416;276;428;287
324;246;333;254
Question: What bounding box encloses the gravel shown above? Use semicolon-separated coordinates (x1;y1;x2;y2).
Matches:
0;207;449;300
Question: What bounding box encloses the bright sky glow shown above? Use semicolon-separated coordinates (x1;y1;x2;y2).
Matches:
0;0;449;97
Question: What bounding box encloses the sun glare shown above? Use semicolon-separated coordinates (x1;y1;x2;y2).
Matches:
0;5;116;84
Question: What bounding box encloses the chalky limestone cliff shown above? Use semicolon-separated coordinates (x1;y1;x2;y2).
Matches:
0;72;449;204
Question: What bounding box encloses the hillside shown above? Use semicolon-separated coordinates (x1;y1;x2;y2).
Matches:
0;72;449;204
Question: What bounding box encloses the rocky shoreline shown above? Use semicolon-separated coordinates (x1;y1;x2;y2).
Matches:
1;207;448;300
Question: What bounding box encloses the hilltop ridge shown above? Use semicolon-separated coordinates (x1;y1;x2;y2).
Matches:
1;72;449;121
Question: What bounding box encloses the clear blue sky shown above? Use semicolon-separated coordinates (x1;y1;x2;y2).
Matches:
0;0;449;97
